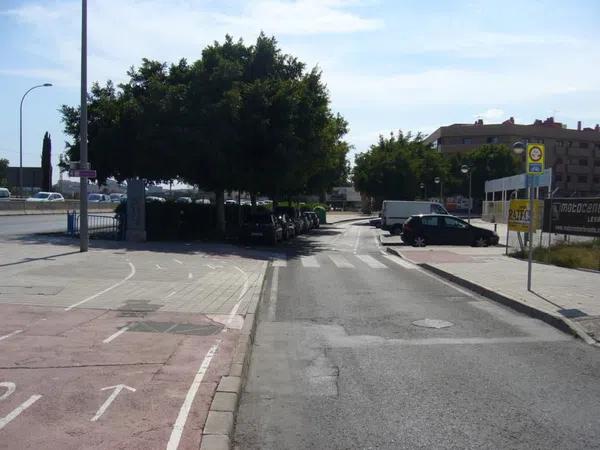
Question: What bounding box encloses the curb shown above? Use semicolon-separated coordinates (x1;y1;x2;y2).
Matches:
327;216;377;225
200;264;270;450
386;247;598;347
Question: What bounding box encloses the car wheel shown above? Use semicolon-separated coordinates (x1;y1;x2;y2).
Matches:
413;236;426;247
474;237;488;247
391;224;402;235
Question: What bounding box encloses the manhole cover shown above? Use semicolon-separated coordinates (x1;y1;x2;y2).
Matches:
128;321;223;336
412;319;454;329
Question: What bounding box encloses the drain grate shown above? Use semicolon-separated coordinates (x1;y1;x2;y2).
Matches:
412;318;454;329
128;321;223;336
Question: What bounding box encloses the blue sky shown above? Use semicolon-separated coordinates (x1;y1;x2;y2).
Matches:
1;0;600;183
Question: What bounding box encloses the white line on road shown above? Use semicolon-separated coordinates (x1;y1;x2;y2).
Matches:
173;259;183;265
91;384;136;422
225;266;252;326
0;395;42;431
156;264;163;270
188;272;193;279
356;254;388;269
383;254;417;269
267;267;279;321
301;256;320;268
353;226;362;254
272;259;287;267
102;325;131;344
166;291;177;299
65;262;136;311
166;342;220;450
328;254;355;268
0;330;23;342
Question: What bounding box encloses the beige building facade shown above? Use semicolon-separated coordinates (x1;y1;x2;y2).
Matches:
424;117;600;196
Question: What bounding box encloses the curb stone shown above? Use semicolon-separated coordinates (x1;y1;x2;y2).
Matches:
200;263;270;450
386;247;599;347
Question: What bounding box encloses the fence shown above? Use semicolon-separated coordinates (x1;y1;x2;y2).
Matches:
67;211;124;240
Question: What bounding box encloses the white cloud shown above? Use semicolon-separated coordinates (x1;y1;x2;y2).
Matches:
476;108;505;122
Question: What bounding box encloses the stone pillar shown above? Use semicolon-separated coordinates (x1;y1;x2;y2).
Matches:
126;179;146;242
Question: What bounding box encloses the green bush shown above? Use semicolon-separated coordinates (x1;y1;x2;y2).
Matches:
511;241;600;271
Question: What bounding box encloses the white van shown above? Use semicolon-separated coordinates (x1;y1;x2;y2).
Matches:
381;200;448;234
0;188;10;201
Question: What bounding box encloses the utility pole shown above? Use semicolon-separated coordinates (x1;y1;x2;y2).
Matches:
79;0;89;252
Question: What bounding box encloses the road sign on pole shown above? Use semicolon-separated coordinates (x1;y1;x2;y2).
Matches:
69;169;96;178
527;144;544;175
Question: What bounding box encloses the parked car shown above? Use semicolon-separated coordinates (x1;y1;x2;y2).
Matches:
110;193;126;203
381;200;449;235
88;193;111;203
401;214;499;247
303;211;320;228
26;192;65;202
224;200;237;205
277;214;296;240
0;188;10;201
176;196;193;204
240;214;283;244
195;198;211;205
146;196;166;203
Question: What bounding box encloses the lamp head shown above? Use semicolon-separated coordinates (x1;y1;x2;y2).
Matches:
43;83;53;87
460;165;469;174
512;141;526;155
434;177;441;184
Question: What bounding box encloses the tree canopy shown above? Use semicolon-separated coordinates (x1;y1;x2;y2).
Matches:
60;34;349;205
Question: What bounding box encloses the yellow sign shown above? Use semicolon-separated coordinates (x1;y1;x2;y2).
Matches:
527;143;545;175
508;199;542;232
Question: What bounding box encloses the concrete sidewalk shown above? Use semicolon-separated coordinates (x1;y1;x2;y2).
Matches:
388;244;600;346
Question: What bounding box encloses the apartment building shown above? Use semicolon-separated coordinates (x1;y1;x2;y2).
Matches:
424;117;600;196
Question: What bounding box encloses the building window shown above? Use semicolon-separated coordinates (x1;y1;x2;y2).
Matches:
579;159;588;166
486;136;498;144
594;177;600;184
555;174;562;182
578;175;588;183
462;138;473;145
557;140;564;147
580;142;589;149
594;160;600;167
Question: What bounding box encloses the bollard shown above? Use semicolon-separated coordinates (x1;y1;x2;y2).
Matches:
494;223;497;232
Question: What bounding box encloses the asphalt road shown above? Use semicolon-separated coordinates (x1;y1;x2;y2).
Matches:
234;220;600;449
0;213;113;237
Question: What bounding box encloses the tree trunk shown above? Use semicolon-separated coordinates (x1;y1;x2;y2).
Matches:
319;190;326;204
215;190;226;236
237;191;242;226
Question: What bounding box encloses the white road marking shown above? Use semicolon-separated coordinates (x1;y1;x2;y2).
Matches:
0;382;16;401
0;394;42;430
166;342;219;450
65;262;136;311
272;259;287;267
356;254;388;269
353;226;362;254
225;266;252;326
188;273;193;279
301;256;320;268
156;264;163;270
267;267;279;321
166;291;177;299
173;259;183;265
206;264;216;270
102;325;131;344
328;254;355;268
0;330;23;342
90;384;136;422
383;254;417;269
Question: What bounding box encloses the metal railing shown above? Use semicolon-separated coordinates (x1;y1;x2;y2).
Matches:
67;211;124;239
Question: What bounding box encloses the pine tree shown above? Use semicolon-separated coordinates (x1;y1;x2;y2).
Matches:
41;132;52;191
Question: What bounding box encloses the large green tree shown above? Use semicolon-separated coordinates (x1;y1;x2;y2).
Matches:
0;158;8;186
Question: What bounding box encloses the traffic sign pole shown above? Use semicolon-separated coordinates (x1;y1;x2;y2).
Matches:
525;143;544;292
79;0;89;252
528;175;534;291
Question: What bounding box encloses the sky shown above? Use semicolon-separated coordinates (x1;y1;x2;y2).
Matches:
1;0;600;184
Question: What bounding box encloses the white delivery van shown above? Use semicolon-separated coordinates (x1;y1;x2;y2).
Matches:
381;200;448;234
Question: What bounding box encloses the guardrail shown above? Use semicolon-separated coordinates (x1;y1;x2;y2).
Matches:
67;211;124;240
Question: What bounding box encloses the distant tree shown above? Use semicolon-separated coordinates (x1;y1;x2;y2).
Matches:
41;132;52;191
0;158;8;186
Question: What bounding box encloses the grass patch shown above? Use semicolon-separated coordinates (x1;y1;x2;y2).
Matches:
510;240;600;271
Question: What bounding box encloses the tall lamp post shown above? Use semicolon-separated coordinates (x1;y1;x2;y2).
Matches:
419;182;426;199
19;83;53;196
460;165;472;223
434;176;443;205
79;0;89;252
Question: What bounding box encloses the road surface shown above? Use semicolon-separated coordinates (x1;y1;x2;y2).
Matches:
235;220;600;449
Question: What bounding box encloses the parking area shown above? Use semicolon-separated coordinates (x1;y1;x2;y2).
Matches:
0;238;267;449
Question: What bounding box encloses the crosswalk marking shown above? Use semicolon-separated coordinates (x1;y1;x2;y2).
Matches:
301;256;320;268
383;254;417;269
272;259;287;267
328;254;355;268
355;254;387;269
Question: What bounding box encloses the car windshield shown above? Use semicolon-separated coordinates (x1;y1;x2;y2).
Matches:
89;194;102;200
32;192;50;199
0;190;9;198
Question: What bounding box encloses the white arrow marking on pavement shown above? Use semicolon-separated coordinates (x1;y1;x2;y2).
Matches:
0;382;16;401
90;384;136;422
0;330;23;342
173;259;183;265
188;273;193;279
0;395;42;430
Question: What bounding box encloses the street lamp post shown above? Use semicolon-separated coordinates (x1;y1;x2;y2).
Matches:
19;83;52;196
434;176;443;204
419;182;426;199
79;0;89;252
460;165;472;223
